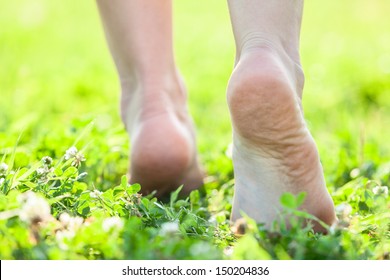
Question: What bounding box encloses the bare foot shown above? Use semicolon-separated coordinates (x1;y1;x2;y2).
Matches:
121;76;204;197
227;46;336;231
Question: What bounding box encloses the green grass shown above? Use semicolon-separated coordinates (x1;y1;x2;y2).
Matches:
0;0;389;260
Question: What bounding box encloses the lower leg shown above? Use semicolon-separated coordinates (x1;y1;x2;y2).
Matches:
96;0;203;196
227;0;336;230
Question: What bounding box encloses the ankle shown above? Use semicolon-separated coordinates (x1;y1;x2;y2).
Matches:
237;37;305;95
120;71;187;129
120;68;186;98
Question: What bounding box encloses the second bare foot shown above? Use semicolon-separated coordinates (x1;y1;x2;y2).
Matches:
121;76;204;197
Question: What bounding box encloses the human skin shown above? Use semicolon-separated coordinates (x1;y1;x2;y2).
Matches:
96;0;336;230
96;0;204;196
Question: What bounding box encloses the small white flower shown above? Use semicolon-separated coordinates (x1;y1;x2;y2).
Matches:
57;213;83;250
57;229;75;240
59;213;83;231
0;163;8;176
41;156;53;166
89;189;103;198
64;147;78;160
69;216;84;230
102;217;124;232
36;166;53;176
36;165;54;183
160;221;179;235
335;203;352;219
64;147;86;167
59;212;71;225
73;153;86;167
224;246;234;257
373;186;389;196
0;178;4;185
19;192;52;224
36;167;46;176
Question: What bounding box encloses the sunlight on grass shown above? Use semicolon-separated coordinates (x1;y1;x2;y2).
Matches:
0;0;389;260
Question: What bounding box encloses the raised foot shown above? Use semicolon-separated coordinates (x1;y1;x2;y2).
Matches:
227;47;336;231
129;112;203;197
121;81;204;198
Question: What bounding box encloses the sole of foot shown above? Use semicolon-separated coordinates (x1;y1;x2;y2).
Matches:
121;79;204;198
227;46;336;232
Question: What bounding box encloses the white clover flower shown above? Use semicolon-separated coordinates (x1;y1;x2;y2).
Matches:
373;186;389;197
0;163;8;176
41;156;53;166
223;246;234;257
36;165;54;183
36;167;46;176
69;216;83;231
160;221;179;235
89;189;103;198
73;153;86;167
335;203;352;219
59;212;71;225
59;212;83;231
36;166;53;176
57;213;83;250
64;147;86;167
102;217;124;232
64;147;78;160
18;192;52;224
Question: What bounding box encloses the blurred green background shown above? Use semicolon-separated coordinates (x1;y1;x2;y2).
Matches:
1;0;389;190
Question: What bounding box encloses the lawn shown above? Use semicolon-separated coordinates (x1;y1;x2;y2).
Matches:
0;0;389;260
